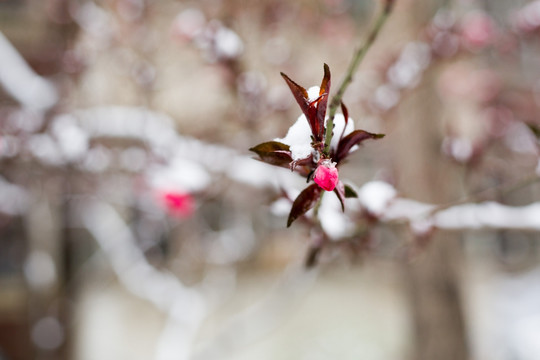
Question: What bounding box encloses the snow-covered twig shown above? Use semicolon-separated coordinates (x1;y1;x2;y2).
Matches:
0;176;29;215
359;181;540;233
79;200;207;360
79;199;319;360
0;32;58;111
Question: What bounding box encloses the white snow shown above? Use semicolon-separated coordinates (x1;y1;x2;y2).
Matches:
23;251;57;290
172;9;206;39
149;157;211;193
307;86;321;101
328;113;355;152
28;134;64;166
435;201;540;230
275;114;313;161
319;193;355;240
373;84;400;111
270;198;293;217
214;26;244;60
0;32;58;111
51;115;89;161
276;112;354;161
358;181;398;216
0;176;28;215
359;181;540;232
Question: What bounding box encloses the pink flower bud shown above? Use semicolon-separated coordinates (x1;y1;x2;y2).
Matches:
313;160;339;191
160;190;195;218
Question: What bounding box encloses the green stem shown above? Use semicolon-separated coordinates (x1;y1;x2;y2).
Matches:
313;191;325;218
324;1;394;155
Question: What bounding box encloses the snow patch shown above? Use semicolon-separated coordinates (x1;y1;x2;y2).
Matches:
358;181;397;216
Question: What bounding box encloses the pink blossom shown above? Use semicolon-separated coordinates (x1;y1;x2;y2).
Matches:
160;191;195;218
313;160;339;191
461;11;496;50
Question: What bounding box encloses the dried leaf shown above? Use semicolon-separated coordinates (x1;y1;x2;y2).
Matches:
287;184;322;227
249;141;293;167
336;130;385;163
344;184;358;198
333;181;346;212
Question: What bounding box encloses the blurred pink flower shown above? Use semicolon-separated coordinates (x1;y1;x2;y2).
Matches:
461;11;497;50
160;191;195;218
313;160;339;191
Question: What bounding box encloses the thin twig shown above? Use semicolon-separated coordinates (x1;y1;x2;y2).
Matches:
324;1;395;154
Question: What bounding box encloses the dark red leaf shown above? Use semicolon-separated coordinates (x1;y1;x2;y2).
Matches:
250;141;290;153
336;130;385;163
307;96;324;142
282;71;322;141
249;141;293;168
281;72;309;118
281;65;332;142
291;155;315;177
316;64;331;141
320;63;331;96
344;184;358;198
339;102;349;141
287;184;322;227
333;181;346;212
340;102;349;124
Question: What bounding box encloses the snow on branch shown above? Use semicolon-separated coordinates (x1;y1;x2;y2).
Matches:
0;32;58;111
0;176;29;215
79;200;207;360
360;181;540;233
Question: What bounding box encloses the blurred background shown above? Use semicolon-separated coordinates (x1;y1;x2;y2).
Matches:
2;0;540;359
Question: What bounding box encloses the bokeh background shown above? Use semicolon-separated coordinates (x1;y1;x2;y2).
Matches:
2;0;540;359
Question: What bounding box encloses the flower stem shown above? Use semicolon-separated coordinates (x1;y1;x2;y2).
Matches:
324;1;394;155
313;191;325;218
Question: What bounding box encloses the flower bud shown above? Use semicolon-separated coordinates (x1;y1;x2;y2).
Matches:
313;160;339;191
160;190;195;218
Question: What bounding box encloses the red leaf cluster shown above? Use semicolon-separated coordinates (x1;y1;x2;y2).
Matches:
250;65;384;227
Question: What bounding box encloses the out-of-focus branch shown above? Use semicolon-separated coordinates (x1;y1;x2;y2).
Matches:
427;174;540;216
79;200;207;360
192;264;318;360
0;32;58;111
79;199;318;360
0;176;29;215
359;181;540;232
324;1;395;154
